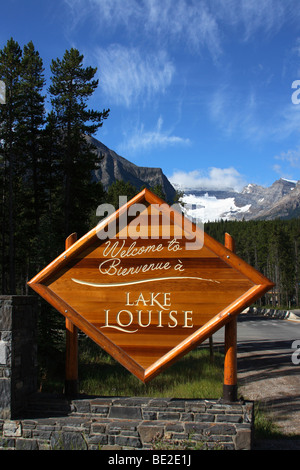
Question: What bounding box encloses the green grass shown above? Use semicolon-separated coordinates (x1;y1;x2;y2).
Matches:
254;404;282;440
38;335;224;398
253;404;300;442
76;337;224;398
37;336;300;446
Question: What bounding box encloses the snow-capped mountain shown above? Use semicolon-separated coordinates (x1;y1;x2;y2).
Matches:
86;136;299;222
177;178;300;223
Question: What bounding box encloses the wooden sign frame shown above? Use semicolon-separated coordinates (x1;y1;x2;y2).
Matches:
28;189;274;383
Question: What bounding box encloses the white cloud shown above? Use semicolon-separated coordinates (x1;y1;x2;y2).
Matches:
273;147;300;178
118;116;191;153
64;0;297;60
211;0;292;40
168;167;246;191
209;84;263;140
143;0;221;57
275;147;300;168
64;0;222;58
273;164;282;175
273;104;300;140
209;81;300;145
95;45;174;107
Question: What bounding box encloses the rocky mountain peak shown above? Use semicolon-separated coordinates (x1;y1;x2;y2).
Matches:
85;135;299;221
87;136;176;203
181;177;300;222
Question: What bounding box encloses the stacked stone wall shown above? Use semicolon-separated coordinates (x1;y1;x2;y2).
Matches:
0;395;254;450
0;295;254;450
0;296;38;419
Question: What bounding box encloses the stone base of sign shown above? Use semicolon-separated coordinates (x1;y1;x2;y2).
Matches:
0;296;38;419
0;394;254;450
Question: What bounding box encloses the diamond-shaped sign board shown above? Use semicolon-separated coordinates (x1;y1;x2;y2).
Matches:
28;189;274;382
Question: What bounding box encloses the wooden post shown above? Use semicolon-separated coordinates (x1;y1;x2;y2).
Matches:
65;233;79;397
223;233;238;402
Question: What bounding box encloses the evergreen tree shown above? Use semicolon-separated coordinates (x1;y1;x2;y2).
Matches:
0;38;23;293
16;41;46;289
40;110;67;260
150;184;165;200
18;41;46;230
106;180;138;209
48;48;110;238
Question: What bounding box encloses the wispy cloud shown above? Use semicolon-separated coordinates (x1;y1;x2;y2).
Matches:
142;0;221;57
275;147;300;168
211;0;293;40
168;167;246;191
273;147;300;179
118;116;191;154
208;84;263;140
209;81;300;145
62;0;300;173
94;45;174;107
64;0;222;58
273;103;300;140
64;0;297;58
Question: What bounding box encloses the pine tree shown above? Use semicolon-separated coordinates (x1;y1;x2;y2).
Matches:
39;110;65;261
15;41;46;289
0;38;23;293
106;180;138;209
18;41;46;230
48;48;110;238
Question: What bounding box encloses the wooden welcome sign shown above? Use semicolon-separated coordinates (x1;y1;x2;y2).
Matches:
28;189;274;383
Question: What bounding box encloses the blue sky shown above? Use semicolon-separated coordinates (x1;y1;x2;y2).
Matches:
2;0;300;190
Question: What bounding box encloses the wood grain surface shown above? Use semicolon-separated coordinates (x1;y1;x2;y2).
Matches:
28;189;274;382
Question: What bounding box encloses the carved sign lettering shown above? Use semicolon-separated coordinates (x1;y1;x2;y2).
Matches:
28;189;274;382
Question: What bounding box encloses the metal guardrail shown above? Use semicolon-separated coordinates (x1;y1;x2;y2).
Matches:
246;306;300;321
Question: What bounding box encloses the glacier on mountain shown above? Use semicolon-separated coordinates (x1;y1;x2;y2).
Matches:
181;192;251;223
177;178;299;223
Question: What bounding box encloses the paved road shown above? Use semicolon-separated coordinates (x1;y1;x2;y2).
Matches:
212;313;300;345
210;314;300;441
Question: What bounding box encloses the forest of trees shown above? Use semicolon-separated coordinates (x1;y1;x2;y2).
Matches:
0;38;110;295
0;38;171;301
205;218;300;309
1;37;299;315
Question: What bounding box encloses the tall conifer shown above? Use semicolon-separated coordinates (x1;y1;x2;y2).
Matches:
18;41;46;230
0;38;22;293
48;48;109;237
